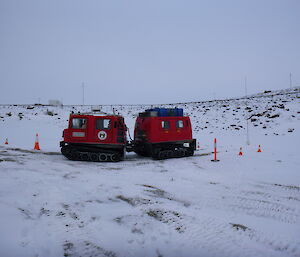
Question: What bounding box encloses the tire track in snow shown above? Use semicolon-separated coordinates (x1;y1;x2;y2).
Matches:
144;206;299;257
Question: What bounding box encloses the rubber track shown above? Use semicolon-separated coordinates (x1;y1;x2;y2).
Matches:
61;146;121;162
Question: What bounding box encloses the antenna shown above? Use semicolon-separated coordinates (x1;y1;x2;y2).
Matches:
290;73;292;89
82;82;85;105
244;76;248;97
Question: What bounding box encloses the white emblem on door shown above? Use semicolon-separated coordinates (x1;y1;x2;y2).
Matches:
98;131;107;140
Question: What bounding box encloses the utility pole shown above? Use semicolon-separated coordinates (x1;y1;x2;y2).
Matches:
244;76;250;145
82;82;85;105
290;73;292;89
246;118;250;145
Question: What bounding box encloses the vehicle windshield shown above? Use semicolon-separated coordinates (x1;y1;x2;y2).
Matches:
71;118;87;129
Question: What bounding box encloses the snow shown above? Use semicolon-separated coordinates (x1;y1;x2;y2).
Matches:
0;88;299;257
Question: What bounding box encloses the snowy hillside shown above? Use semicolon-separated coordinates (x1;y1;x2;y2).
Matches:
0;88;299;257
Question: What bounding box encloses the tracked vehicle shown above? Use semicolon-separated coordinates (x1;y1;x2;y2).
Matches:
129;108;196;159
60;113;126;162
60;108;196;162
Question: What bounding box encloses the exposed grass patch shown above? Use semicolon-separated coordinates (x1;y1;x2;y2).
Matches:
142;184;191;207
0;157;23;163
18;207;34;219
131;227;143;234
146;209;185;233
63;240;116;257
141;184;156;188
230;223;250;231
199;152;213;156
104;167;123;171
116;195;152;206
274;183;300;190
0;146;59;156
39;207;51;217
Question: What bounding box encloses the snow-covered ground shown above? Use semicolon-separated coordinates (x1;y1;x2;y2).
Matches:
0;88;299;257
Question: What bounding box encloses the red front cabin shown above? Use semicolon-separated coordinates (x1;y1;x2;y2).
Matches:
60;113;127;162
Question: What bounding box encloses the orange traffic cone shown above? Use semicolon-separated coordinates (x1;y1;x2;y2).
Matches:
257;145;262;152
4;138;8;145
239;147;243;156
34;133;40;150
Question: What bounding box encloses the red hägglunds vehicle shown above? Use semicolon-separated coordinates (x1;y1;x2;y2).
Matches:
60;108;196;162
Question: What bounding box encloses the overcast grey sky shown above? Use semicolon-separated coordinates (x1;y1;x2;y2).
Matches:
0;0;299;105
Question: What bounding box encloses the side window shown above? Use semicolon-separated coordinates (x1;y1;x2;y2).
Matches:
96;119;111;130
176;120;184;128
161;121;170;129
72;118;87;129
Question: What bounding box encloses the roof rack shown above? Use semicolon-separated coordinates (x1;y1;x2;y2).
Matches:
71;111;119;116
139;107;184;117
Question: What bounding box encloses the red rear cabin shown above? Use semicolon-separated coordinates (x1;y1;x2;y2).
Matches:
132;108;196;159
